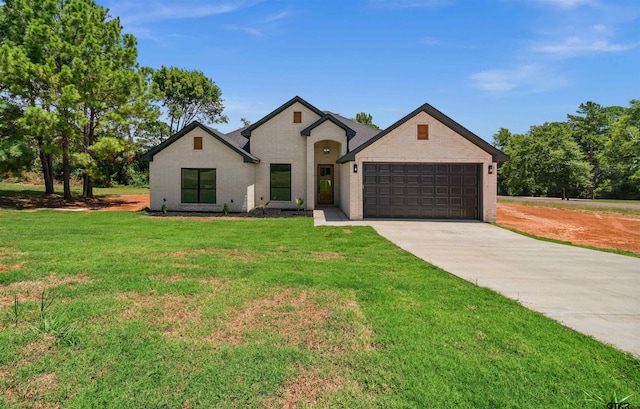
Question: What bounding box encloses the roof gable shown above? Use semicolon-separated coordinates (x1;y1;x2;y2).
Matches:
300;114;356;139
140;121;259;163
337;103;509;163
241;96;325;138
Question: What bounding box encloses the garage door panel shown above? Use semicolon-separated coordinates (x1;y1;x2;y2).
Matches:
363;162;480;219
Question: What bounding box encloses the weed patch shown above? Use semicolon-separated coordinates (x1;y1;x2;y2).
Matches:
0;274;91;311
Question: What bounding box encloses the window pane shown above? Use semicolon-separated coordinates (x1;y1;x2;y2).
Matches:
270;187;290;201
270;164;291;200
200;189;216;204
200;169;216;189
182;169;198;189
182;189;198;203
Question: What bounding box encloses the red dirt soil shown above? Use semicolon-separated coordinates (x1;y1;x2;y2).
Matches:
497;203;640;254
94;194;150;211
0;193;149;212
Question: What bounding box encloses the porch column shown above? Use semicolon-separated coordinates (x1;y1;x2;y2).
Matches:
306;139;315;210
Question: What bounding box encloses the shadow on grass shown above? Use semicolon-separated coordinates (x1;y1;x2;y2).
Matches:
0;189;132;211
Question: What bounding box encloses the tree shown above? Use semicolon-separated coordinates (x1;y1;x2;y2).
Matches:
0;0;60;194
492;127;513;151
567;102;623;199
500;122;592;198
0;0;146;199
599;100;640;198
241;117;251;127
0;99;35;174
152;66;228;134
355;112;381;130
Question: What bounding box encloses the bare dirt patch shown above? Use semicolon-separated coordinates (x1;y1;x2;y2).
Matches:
213;288;375;353
116;292;204;338
161;248;261;263
0;335;59;408
311;251;345;260
0;192;149;212
498;203;640;253
0;247;28;273
0;273;92;310
261;367;361;409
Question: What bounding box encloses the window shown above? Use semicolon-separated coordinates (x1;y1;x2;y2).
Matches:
181;168;216;203
293;111;302;123
270;164;291;201
417;124;429;140
193;136;203;150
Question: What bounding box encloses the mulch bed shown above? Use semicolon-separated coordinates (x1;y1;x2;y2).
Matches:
145;209;313;218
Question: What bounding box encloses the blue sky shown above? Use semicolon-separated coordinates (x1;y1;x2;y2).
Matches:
99;0;640;141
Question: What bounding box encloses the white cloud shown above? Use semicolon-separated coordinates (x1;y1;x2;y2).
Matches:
106;1;261;26
471;64;567;93
533;36;635;55
265;10;293;23
420;36;440;46
367;0;448;8
532;24;637;57
224;25;263;37
528;0;597;9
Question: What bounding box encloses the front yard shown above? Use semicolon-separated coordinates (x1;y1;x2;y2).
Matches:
1;210;638;408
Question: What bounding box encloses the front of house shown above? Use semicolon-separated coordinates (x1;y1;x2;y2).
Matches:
141;96;508;222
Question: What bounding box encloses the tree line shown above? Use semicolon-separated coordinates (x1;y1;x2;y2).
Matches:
494;100;640;200
0;0;227;199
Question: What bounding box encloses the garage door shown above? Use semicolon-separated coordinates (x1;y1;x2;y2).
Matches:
363;163;481;219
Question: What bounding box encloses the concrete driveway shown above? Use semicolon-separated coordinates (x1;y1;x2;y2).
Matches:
314;210;640;357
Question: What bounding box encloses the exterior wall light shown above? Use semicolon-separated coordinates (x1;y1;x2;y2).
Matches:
323;146;331;154
488;164;494;174
353;163;358;173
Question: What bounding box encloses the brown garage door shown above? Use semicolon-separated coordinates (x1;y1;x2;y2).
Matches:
363;163;481;219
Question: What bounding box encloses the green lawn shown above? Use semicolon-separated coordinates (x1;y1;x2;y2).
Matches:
0;210;638;408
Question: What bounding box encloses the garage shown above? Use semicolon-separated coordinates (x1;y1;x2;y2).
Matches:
363;162;481;219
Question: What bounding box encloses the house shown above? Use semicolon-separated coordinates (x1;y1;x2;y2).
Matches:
141;96;508;221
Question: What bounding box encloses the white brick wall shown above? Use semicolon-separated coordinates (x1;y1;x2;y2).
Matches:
347;111;498;222
149;128;255;213
250;102;322;209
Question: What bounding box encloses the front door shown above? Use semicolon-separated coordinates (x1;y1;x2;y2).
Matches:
317;165;334;205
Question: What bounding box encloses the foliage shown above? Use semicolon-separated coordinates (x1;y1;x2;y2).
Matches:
295;197;304;211
498;122;592;198
354;112;381;130
152;66;228;134
599;100;640;198
0;0;145;199
497;100;640;199
0;210;638;407
0;99;35;174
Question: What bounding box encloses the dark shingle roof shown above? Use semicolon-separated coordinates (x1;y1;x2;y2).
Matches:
323;112;381;151
223;126;251;151
300;114;356;139
140;121;259;163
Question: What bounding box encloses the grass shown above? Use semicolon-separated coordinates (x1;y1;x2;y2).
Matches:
0;210;638;408
498;197;640;217
0;182;149;197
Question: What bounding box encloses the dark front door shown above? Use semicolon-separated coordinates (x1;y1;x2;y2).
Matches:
317;165;334;205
